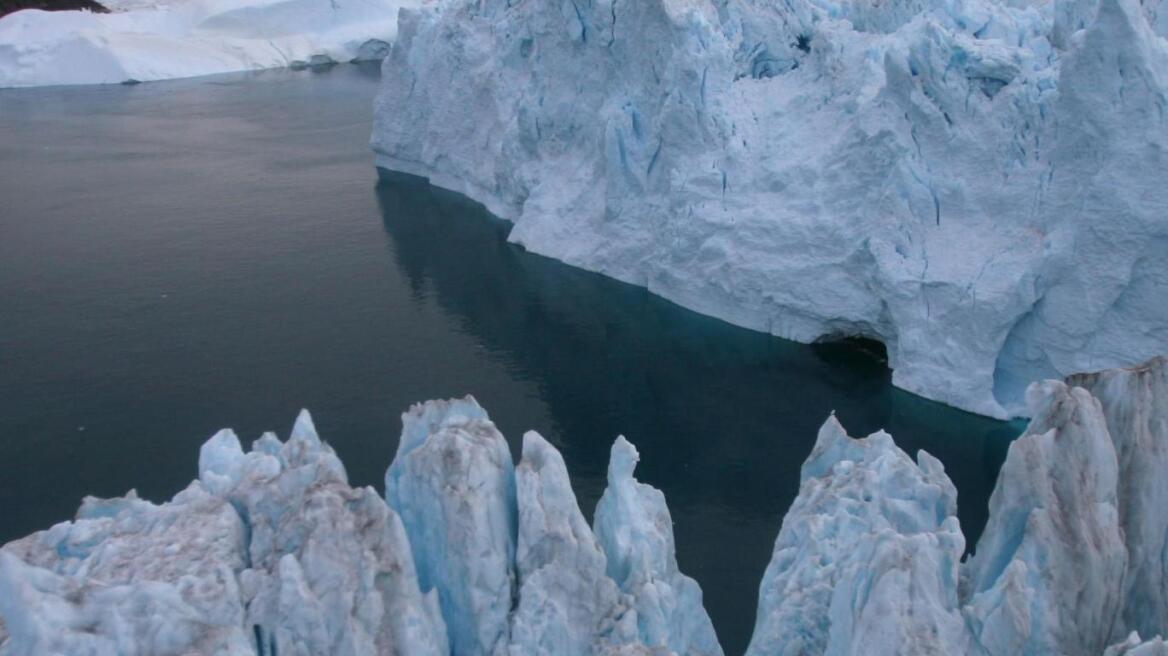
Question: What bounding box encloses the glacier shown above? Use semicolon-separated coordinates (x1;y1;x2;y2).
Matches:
1;356;1167;654
370;0;1168;418
0;0;416;88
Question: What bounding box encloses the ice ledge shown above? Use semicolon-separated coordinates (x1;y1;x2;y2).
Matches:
2;357;1167;654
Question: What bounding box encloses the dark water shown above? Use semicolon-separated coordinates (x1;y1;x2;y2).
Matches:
0;65;1019;654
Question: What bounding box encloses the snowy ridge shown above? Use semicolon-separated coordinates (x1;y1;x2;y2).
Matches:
2;357;1168;654
0;0;417;87
371;0;1168;418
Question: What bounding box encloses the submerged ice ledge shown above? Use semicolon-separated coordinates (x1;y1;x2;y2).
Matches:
1;356;1167;655
371;0;1168;419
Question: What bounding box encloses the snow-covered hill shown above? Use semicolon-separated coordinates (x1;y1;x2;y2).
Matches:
0;0;415;87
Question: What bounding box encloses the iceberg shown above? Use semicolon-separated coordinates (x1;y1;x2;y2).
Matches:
963;356;1168;655
745;356;1168;656
371;0;1168;418
2;357;1168;654
0;0;415;88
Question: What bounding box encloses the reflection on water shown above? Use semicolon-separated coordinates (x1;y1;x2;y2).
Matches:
0;65;1017;655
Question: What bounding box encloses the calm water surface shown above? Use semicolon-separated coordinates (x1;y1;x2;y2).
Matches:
0;65;1019;654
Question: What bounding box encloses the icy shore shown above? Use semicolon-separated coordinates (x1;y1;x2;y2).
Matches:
1;356;1166;654
0;0;415;87
371;0;1168;418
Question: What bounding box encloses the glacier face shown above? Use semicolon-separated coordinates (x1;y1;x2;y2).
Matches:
371;0;1168;418
2;357;1168;654
0;0;416;88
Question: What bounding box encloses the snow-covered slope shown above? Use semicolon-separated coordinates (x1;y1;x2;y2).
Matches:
2;357;1167;654
371;0;1168;418
0;0;414;87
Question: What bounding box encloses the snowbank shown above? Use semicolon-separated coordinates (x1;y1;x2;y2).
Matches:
371;0;1168;418
0;0;415;87
2;357;1167;654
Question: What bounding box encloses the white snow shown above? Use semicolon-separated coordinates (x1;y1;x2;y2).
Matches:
0;0;415;88
2;358;1168;654
371;0;1168;418
1107;634;1168;656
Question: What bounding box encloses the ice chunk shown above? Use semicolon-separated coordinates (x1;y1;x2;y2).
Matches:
385;396;517;656
746;416;967;656
593;437;722;656
964;357;1168;655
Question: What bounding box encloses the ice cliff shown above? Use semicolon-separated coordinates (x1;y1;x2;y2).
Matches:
0;0;416;87
371;0;1168;418
2;357;1167;654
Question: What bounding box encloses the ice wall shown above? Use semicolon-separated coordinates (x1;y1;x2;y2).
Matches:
371;0;1168;418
